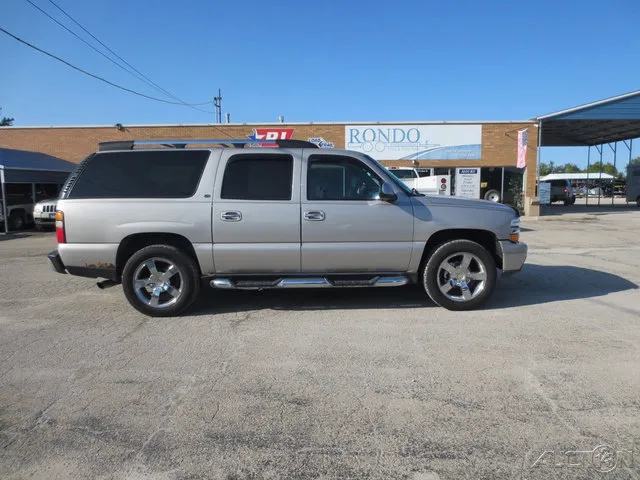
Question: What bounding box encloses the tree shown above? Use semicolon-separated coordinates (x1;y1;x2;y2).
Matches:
630;157;640;165
562;163;582;173
587;162;618;176
539;161;554;176
0;107;14;126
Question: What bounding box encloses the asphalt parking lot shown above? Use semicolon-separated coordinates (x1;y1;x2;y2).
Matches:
1;211;639;480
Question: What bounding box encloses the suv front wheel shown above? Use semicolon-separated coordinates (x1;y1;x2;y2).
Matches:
122;245;201;317
422;239;497;311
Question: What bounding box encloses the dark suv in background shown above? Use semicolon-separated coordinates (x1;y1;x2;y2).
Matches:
544;179;576;206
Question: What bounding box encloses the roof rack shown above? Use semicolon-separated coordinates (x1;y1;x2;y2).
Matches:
97;139;320;151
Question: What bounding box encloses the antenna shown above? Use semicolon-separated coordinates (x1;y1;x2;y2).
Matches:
213;89;222;124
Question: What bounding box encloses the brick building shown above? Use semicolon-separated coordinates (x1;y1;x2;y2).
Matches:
0;120;538;209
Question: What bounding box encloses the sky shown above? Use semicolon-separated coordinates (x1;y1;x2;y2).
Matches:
1;0;639;167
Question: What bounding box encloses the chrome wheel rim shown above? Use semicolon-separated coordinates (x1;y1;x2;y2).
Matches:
437;252;487;302
133;257;184;309
487;192;500;202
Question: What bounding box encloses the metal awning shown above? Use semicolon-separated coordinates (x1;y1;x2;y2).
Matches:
0;147;75;183
535;91;640;146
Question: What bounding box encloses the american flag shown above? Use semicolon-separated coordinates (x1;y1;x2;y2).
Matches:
517;128;528;169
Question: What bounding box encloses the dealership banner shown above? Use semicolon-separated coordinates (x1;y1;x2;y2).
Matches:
345;125;482;160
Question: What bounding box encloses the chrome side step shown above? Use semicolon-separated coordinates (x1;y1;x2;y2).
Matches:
209;276;408;290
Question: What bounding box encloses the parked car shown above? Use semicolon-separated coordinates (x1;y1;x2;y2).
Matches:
32;198;58;230
387;166;451;195
0;194;33;231
48;139;527;317
540;179;575;205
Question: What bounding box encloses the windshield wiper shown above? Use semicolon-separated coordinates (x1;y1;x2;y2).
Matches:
411;188;425;196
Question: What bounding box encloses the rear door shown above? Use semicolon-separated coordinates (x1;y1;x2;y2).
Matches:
212;150;301;273
301;152;414;272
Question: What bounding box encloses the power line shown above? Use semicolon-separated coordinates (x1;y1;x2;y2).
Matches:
45;0;212;109
1;27;235;138
0;26;209;108
24;0;162;96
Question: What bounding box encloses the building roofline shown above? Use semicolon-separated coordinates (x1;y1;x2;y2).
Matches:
0;120;538;130
535;90;640;120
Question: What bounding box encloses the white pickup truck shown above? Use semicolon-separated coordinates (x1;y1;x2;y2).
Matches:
387;167;451;196
0;198;34;231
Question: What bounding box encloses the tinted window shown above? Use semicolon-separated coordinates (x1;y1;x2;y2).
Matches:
550;180;566;187
307;155;382;200
633;170;640;177
221;154;293;200
67;150;209;199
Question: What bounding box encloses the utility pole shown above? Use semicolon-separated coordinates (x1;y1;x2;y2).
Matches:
213;89;222;124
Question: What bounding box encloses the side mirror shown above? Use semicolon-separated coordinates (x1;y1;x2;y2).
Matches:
379;182;397;202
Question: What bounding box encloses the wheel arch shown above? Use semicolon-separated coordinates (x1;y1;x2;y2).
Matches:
420;229;501;270
116;232;201;281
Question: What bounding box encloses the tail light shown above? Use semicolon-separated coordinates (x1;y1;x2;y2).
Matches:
564;188;568;193
55;210;66;243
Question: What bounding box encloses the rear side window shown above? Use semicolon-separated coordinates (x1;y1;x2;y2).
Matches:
66;150;209;199
634;170;640;177
221;154;293;200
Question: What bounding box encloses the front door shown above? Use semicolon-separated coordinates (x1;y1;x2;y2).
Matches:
301;152;414;273
212;151;301;273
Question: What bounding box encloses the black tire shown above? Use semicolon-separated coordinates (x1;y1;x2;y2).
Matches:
484;189;501;202
121;244;201;317
35;223;46;231
563;199;571;206
637;196;640;208
8;211;25;231
422;239;497;311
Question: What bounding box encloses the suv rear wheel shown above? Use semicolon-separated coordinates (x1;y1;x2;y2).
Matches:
422;239;497;311
122;245;200;317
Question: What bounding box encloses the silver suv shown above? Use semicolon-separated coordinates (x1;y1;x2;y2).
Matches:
48;139;527;316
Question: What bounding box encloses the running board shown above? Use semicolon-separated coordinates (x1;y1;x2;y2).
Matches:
209;276;408;290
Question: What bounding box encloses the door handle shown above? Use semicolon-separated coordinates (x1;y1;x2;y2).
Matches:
304;210;325;221
221;211;242;222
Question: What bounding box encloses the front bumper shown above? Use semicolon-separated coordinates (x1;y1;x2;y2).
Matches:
498;241;527;273
47;250;67;274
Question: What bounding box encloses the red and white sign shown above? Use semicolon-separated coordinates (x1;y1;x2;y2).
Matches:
247;128;294;147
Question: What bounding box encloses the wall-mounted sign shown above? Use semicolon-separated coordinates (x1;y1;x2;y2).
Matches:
308;137;334;148
455;168;481;199
345;125;482;160
247;128;294;147
538;182;551;205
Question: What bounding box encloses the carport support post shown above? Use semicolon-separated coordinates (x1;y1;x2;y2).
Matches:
598;144;604;206
627;139;633;205
1;167;8;234
610;143;617;205
586;146;591;205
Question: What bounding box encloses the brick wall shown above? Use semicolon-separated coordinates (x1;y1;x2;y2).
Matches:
0;122;538;196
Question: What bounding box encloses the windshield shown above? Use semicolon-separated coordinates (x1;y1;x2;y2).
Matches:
362;155;416;196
